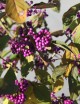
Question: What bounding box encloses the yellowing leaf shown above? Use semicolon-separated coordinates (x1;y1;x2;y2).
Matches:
53;77;64;93
65;64;73;77
3;98;13;104
63;44;79;77
3;98;9;104
6;0;30;23
26;55;34;63
64;44;79;60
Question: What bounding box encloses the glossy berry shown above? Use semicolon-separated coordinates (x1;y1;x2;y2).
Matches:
64;99;73;104
27;8;48;18
35;29;51;51
5;79;28;104
6;93;26;104
15;78;28;93
65;28;72;35
0;3;5;10
9;33;34;57
28;28;51;52
77;11;80;18
51;93;74;104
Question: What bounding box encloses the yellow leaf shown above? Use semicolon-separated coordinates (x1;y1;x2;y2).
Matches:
65;64;73;77
26;55;34;63
63;44;79;77
53;77;64;93
6;0;30;23
64;44;79;60
3;98;9;104
3;98;13;104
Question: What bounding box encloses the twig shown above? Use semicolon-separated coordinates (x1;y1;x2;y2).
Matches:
0;20;13;38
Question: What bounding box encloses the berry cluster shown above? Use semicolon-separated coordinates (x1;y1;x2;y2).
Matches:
15;78;28;93
6;93;26;104
52;46;61;54
77;11;80;18
9;27;51;56
65;28;72;35
51;92;73;104
6;79;28;104
2;57;17;69
28;0;33;5
9;33;34;57
35;29;51;51
64;99;73;104
28;28;51;52
27;8;48;18
0;2;5;10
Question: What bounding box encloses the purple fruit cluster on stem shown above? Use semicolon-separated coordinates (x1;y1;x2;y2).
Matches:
28;28;51;52
5;79;28;104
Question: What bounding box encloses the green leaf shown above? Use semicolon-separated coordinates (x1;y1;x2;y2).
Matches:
38;102;51;104
10;54;17;60
21;62;33;77
0;78;4;88
0;68;18;94
52;65;67;81
1;50;11;57
68;18;80;32
52;40;73;52
4;68;16;84
33;2;55;9
51;30;63;37
73;43;80;52
24;84;51;104
71;66;78;80
49;0;60;12
35;70;53;84
68;73;80;100
0;0;6;3
33;1;60;12
0;35;10;51
74;101;78;104
24;85;40;104
30;13;44;28
72;24;80;44
0;65;3;76
0;12;6;19
33;83;51;102
63;3;80;30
